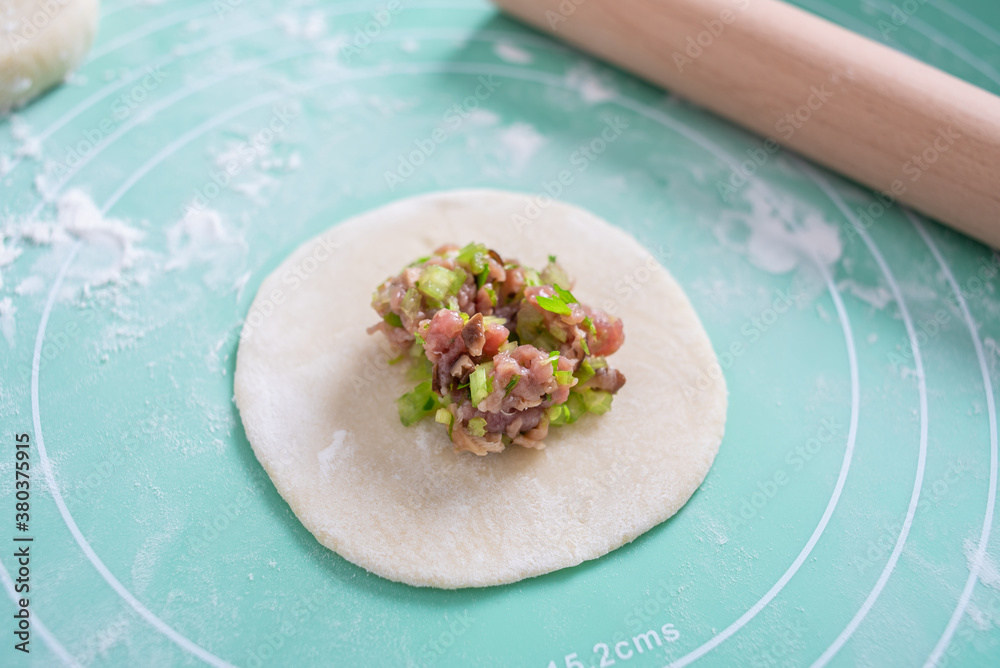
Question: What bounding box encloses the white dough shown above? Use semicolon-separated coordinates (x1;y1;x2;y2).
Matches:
1;0;99;111
234;190;727;588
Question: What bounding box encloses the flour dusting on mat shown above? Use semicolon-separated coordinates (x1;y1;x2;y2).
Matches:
15;189;146;300
494;41;533;64
720;181;842;274
0;297;15;347
499;123;546;174
564;64;617;104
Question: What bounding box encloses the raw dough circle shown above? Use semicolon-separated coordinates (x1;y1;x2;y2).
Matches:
234;189;727;588
1;0;99;111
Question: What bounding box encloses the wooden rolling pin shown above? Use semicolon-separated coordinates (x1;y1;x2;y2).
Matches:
492;0;1000;248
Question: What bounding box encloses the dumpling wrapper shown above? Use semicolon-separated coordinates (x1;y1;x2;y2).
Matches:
234;189;727;588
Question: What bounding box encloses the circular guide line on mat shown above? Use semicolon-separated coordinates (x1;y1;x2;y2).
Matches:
802;164;928;667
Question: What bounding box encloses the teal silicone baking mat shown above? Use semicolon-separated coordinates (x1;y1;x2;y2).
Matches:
2;0;999;666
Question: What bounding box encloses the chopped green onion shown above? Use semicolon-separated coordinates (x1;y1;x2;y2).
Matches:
499;341;517;353
383;312;402;328
590;356;607;370
504;375;520;397
484;285;497;306
397;381;440;426
580;388;613;415
483;315;507;327
476;269;490;290
575;358;595;385
536;294;572;315
387;353;404;366
580;336;590;356
503;262;519;271
552;284;577;304
565;391;587;422
523;269;541;287
408;255;431;266
470;363;493;407
547;403;571;426
418;265;465;301
554;370;574;385
467;417;487;437
459;311;470;323
456;242;489;273
583;315;597;335
435;408;453;425
548;254;557;263
401;288;421;321
407;356;432;383
547;351;560;372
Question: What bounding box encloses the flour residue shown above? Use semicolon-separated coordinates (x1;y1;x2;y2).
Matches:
166;208;247;290
565;64;617;104
494;41;532;64
318;430;350;468
963;538;1000;590
10;116;41;159
838;279;893;310
0;297;15;347
276;11;327;41
499;122;546;174
718;180;842;274
16;189;146;300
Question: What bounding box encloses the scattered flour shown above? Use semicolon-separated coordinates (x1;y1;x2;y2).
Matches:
276;11;327;41
564;64;617;104
0;297;15;346
838;279;894;310
499;122;546;174
13;275;43;296
963;538;1000;590
166;208;247;290
318;430;349;469
10;115;41;159
15;189;145;300
718;180;843;275
494;41;532;64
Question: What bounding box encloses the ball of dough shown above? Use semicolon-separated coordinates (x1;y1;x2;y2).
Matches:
1;0;100;112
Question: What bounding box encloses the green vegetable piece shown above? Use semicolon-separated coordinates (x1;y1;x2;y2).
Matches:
470;363;493;407
435;408;453;426
536;295;572;316
547;351;560;372
548;254;557;263
498;341;517;354
581;388;613;415
418;265;464;301
383;312;402;328
552;284;577;305
554;370;574;386
576;358;595;385
504;375;520;397
565;391;587;422
401;288;422;321
397;381;439;426
456;242;489;273
547;403;571;426
523;269;542;287
467;417;488;437
484;285;498;306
